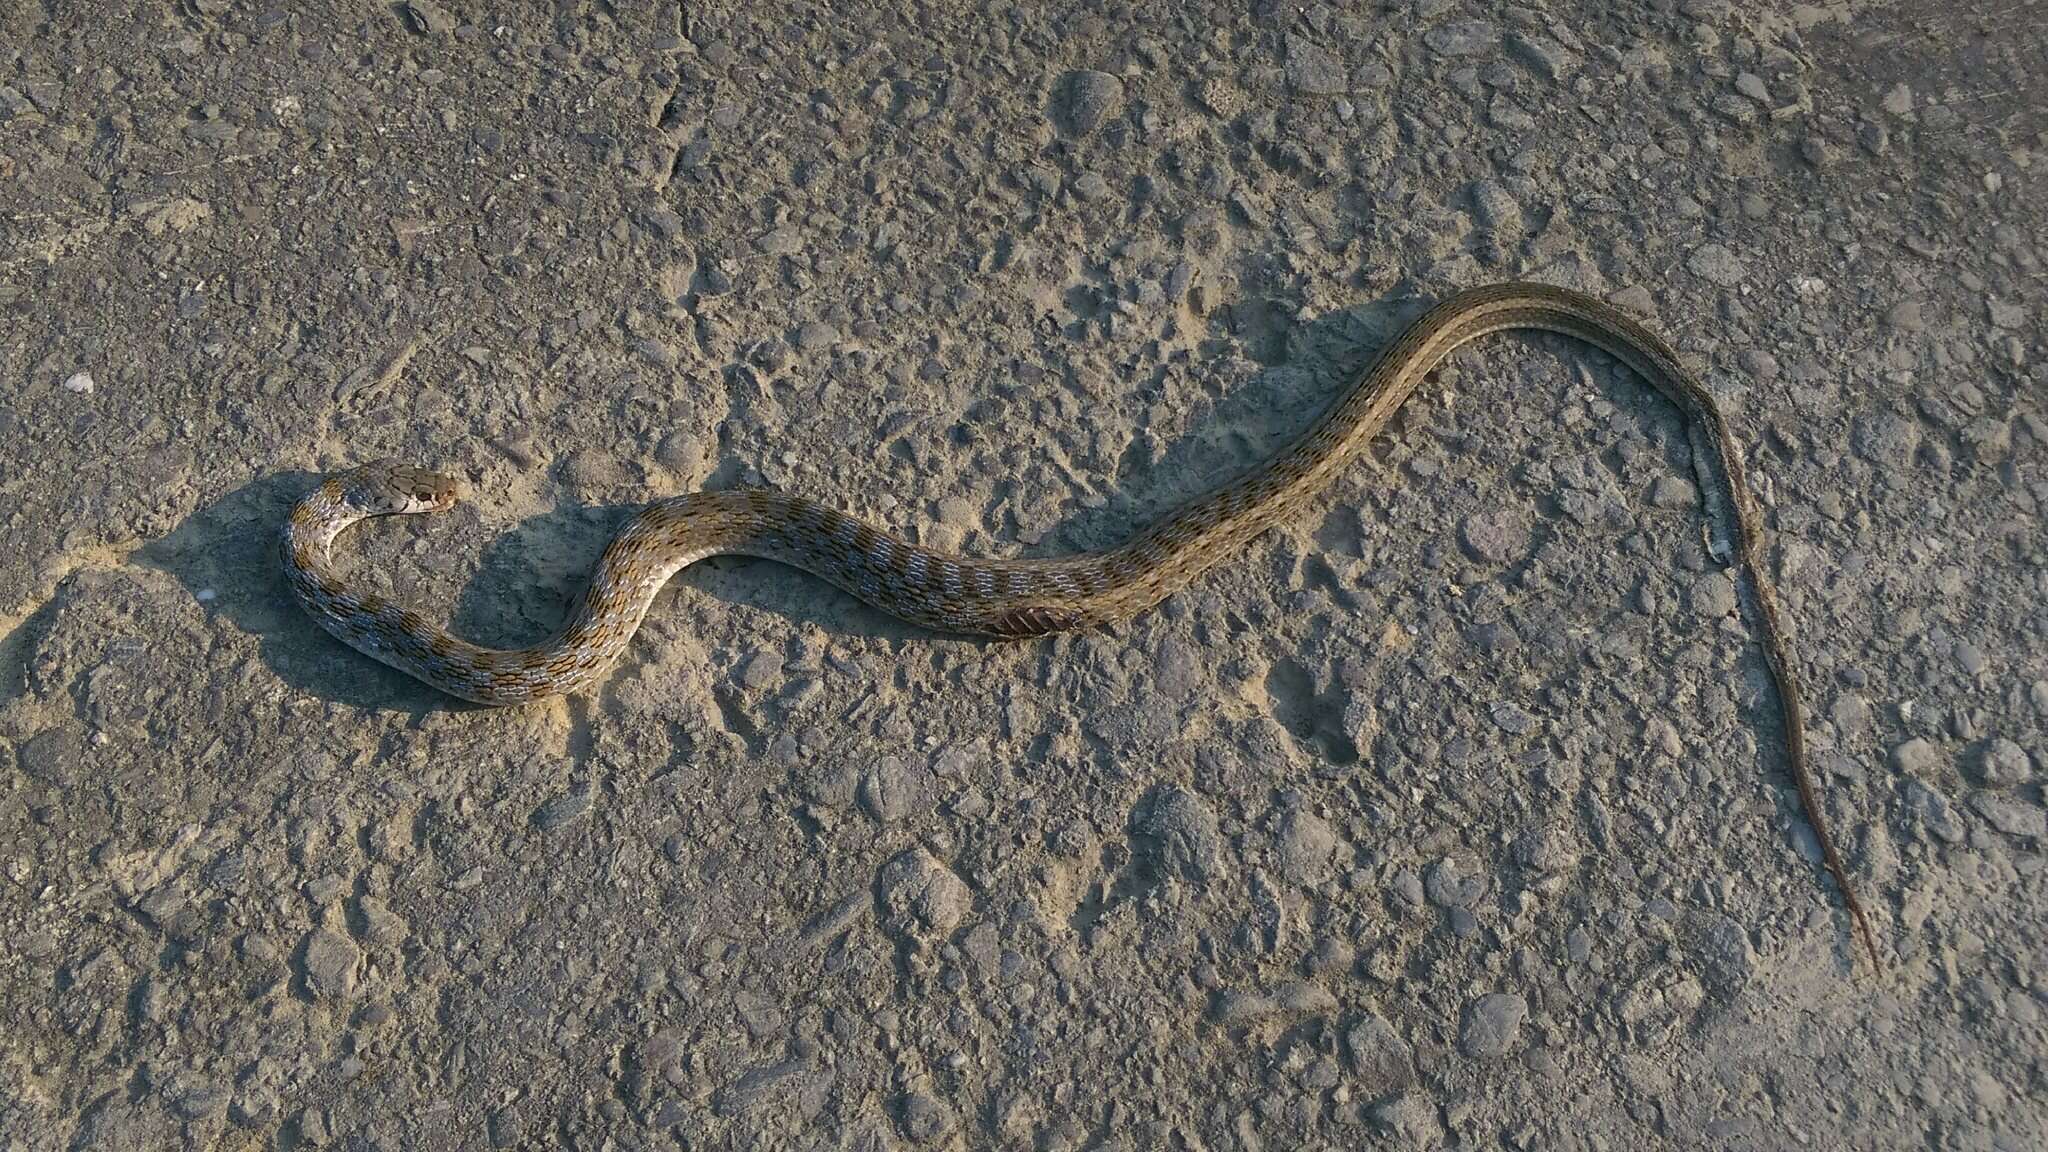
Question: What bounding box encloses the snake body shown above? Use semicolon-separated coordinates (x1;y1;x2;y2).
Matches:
284;281;1876;964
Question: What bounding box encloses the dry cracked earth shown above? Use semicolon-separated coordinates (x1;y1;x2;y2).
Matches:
2;1;2046;1150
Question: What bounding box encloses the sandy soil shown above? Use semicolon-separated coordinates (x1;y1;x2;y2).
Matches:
3;1;2044;1149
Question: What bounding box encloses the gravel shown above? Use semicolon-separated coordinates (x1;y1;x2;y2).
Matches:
2;2;2041;1149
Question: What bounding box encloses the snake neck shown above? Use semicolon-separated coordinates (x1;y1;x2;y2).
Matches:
281;482;356;591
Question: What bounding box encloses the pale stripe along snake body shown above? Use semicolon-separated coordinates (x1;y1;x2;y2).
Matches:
283;282;1878;965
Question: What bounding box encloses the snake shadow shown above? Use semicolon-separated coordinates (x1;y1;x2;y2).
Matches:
137;470;465;713
132;289;1456;712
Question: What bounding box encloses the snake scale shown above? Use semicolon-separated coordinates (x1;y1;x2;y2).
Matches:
284;281;1877;966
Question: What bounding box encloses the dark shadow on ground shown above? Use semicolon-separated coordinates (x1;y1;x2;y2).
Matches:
133;286;1452;711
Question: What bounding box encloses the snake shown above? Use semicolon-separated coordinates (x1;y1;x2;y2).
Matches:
283;281;1877;966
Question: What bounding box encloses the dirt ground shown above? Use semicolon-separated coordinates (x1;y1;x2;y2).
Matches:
3;1;2045;1149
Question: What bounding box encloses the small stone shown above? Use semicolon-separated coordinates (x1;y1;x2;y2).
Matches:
487;1106;523;1149
1284;35;1349;95
1648;475;1698;509
1424;20;1498;56
1886;300;1925;331
20;726;83;786
859;757;934;823
534;788;592;830
1969;793;2046;839
1904;780;1964;843
62;371;95;394
301;928;360;999
1132;785;1226;885
1371;1093;1443;1146
1685;243;1746;287
1975;739;2035;788
1686;572;1738;618
877;848;970;946
1959;416;2011;464
1458;992;1527;1059
1954;642;1989;676
1511;825;1577;875
1688;913;1757;991
896;1091;955;1144
1275;809;1340;886
793;321;839;352
1734;72;1770;102
357;897;408;949
1892;737;1941;777
401;0;455;34
754;226;804;255
1055;70;1123;136
1211;981;1337;1027
1423;856;1488;909
1069;171;1112;201
634;338;678;368
1468;180;1522;236
1507;32;1575;82
1850;411;1920;468
1458;510;1530;564
737;647;783;691
1344;1014;1418;1097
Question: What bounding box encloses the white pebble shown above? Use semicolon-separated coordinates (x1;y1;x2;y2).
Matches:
62;371;95;394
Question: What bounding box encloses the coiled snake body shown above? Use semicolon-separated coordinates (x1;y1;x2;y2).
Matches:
284;282;1876;964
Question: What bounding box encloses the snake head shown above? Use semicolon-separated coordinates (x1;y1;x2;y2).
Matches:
339;459;461;516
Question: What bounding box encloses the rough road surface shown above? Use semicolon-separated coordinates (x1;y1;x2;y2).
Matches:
3;2;2044;1149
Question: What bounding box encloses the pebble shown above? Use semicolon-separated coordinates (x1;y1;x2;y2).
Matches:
487;1106;523;1148
1689;913;1757;991
1275;809;1340;887
1686;572;1738;619
301;928;360;999
1511;825;1577;875
1685;243;1747;287
62;371;94;394
1370;1092;1443;1146
1969;793;2046;840
897;1091;955;1143
1904;780;1965;843
1423;856;1489;909
876;848;970;946
1210;981;1337;1027
1133;786;1226;885
1458;992;1527;1059
634;338;678;368
1975;739;2035;788
1284;35;1348;95
20;725;82;786
533;788;592;830
1070;171;1112;202
1458;509;1531;564
1344;1014;1418;1097
1850;411;1921;468
1468;180;1522;236
859;757;934;823
1424;20;1498;56
1507;32;1575;82
1892;737;1942;777
1648;475;1699;509
1056;70;1122;136
793;321;839;353
737;647;783;691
